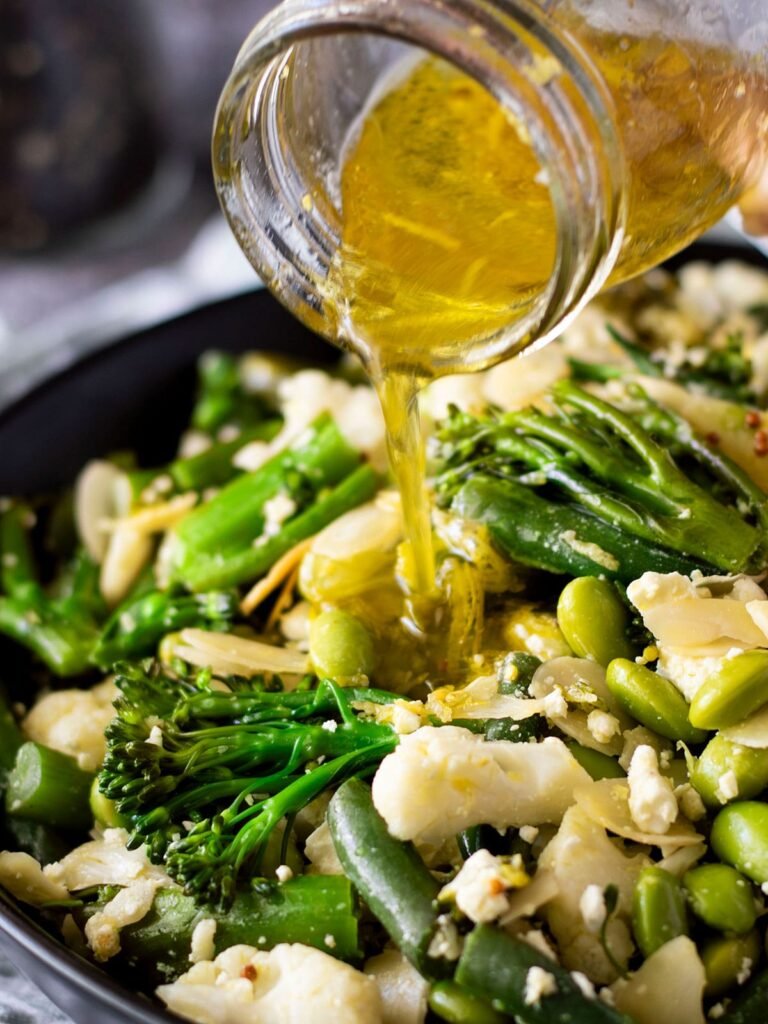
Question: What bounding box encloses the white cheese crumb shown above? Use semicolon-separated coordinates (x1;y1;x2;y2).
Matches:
321;720;338;733
390;702;422;735
579;884;607;934
189;919;217;964
587;710;621;745
438;850;527;924
541;687;569;720
324;934;337;949
675;784;707;822
427;915;463;961
147;725;165;748
261;493;297;538
275;864;294;883
709;1003;726;1019
716;769;739;805
627;745;678;834
519;826;540;844
524;965;558;1006
559;531;619;571
521;929;557;961
571;971;596;1000
737;956;753;985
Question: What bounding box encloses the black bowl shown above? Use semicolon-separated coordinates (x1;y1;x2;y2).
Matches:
0;241;765;1024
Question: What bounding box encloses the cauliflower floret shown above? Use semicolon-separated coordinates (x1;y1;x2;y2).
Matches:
0;851;68;905
538;805;649;984
85;878;160;962
364;949;428;1024
157;943;382;1024
43;828;172;891
371;728;590;846
627;746;678;835
23;678;117;771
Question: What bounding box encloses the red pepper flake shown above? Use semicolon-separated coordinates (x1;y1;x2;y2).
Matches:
754;430;768;457
488;878;507;895
241;964;258;981
746;411;761;429
705;432;720;446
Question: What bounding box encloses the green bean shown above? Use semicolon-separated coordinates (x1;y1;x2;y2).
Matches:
631;866;688;958
605;658;708;743
168;421;281;493
566;742;626;781
309;609;376;682
0;504;37;594
720;966;768;1023
89;778;125;829
557;577;634;666
455;924;632;1023
5;742;94;831
496;652;543;743
429;981;508;1024
701;929;760;998
690;735;768;808
683;864;756;935
689;652;768;730
327;778;446;977
0;817;71;866
711;802;768;884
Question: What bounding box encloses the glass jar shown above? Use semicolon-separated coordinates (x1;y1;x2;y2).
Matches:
213;0;768;377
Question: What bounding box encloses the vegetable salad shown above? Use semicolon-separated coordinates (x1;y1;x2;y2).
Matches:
2;261;768;1023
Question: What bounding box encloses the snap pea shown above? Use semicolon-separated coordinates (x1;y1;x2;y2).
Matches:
691;735;768;808
327;778;447;977
455;924;632;1023
605;659;709;744
566;742;626;781
557;577;634;666
429;981;508;1024
631;866;688;958
683;864;756;935
711;801;768;884
689;651;768;730
5;742;94;831
309;609;376;682
701;929;760;998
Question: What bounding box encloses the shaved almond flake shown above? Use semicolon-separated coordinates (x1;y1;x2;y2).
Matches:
174;629;309;677
574;779;703;848
241;538;314;615
101;492;197;536
266;566;300;632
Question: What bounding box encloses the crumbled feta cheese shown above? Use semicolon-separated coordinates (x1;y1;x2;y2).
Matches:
275;865;294;883
321;720;338;733
519;826;540;844
542;687;569;720
262;493;297;538
572;971;596;1000
324;934;336;949
709;1003;726;1019
675;784;707;822
147;724;165;748
716;769;739;804
438;850;528;924
371;728;590;846
521;929;557;961
627;746;678;834
587;710;621;745
190;919;217;964
157;943;383;1024
524;966;557;1006
579;884;607;935
426;915;463;961
737;957;753;985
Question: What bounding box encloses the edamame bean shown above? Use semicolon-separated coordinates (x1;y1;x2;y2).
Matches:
683;864;756;934
89;777;124;829
701;929;760;998
557;578;634;667
632;866;688;958
566;742;626;781
689;651;768;730
429;981;508;1024
605;659;708;744
690;735;768;809
711;802;768;885
309;609;375;681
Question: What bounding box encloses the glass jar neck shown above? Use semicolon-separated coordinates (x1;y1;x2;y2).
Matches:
213;0;627;371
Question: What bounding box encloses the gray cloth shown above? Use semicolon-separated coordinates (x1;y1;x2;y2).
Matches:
0;952;68;1024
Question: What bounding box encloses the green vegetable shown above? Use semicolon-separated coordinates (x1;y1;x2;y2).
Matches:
631;866;688;958
683;864;756;935
690;735;768;808
0;688;23;775
92;589;237;669
711;802;768;884
6;742;94;831
167;420;281;493
701;929;761;998
429;981;508;1024
455;924;632;1023
436;380;763;577
566;743;625;781
720;966;768;1023
89;777;125;829
605;659;708;744
0;504;37;593
689;652;768;730
557;577;634;666
99;665;398;905
190;351;271;433
327;777;446;977
168;414;377;591
309;609;376;681
81;877;359;982
0;816;71;866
